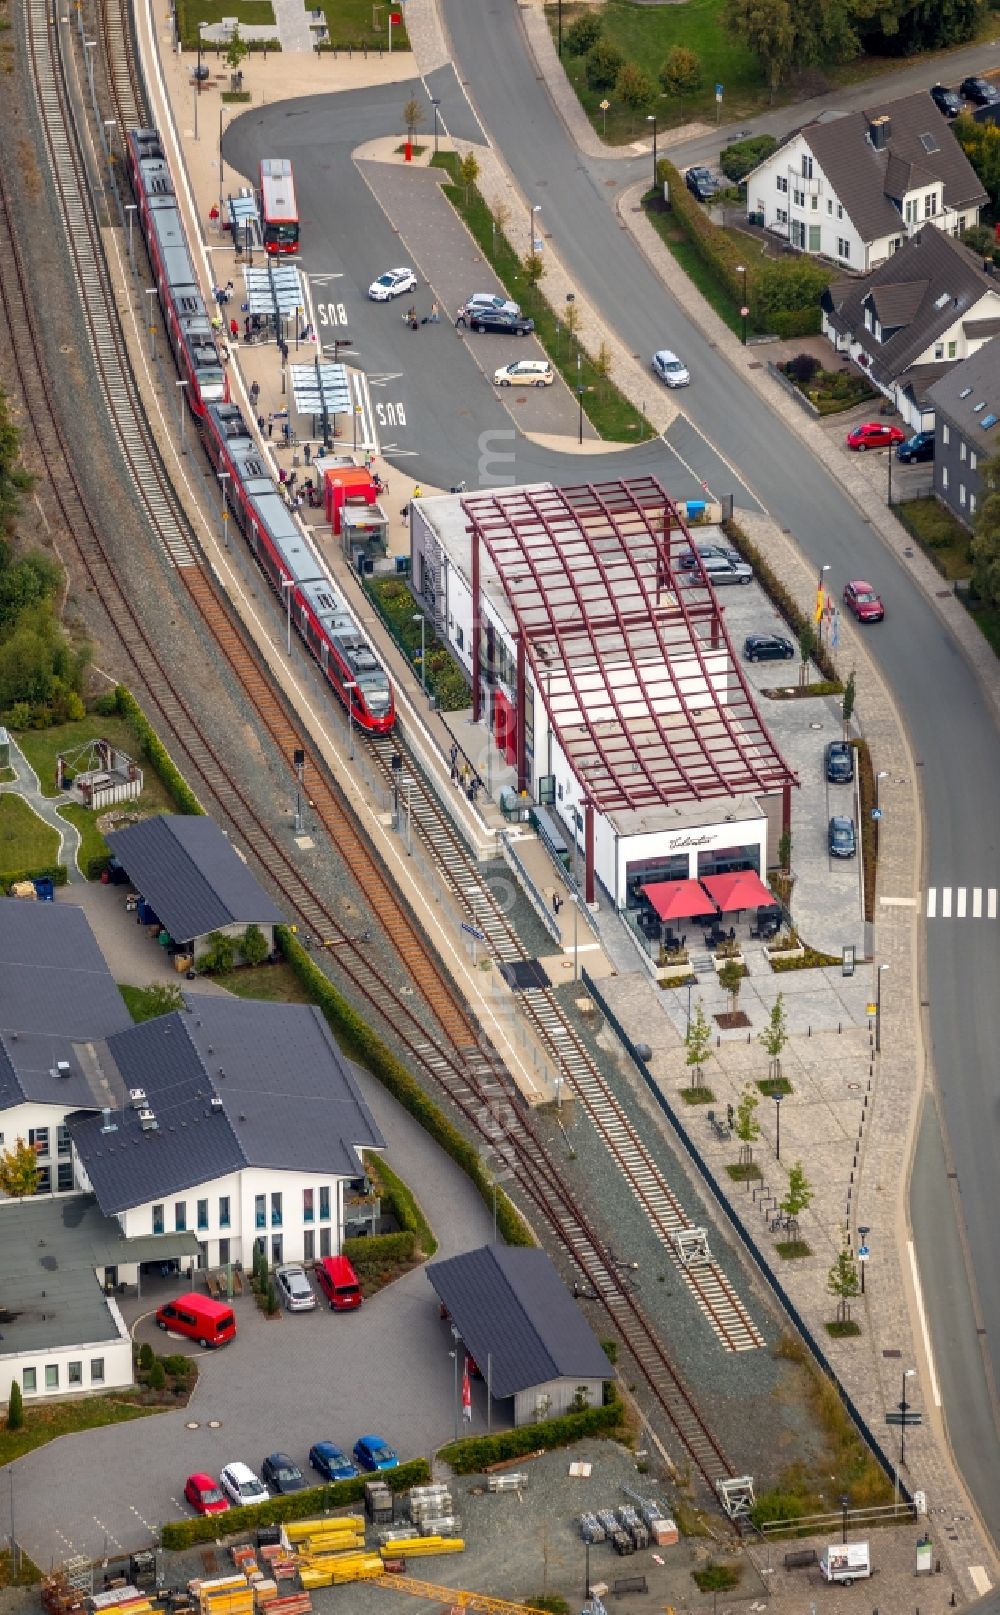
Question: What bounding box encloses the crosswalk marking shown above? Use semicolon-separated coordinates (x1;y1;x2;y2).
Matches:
926;887;998;919
973;888;982;918
927;888;937;918
942;888;952;918
957;887;967;918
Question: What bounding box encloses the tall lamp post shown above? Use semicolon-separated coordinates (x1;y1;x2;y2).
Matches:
773;1091;783;1161
857;1223;870;1295
900;1367;916;1468
431;97;441;157
217;470;231;549
647;113;657;191
345;679;358;760
736;262;748;347
576;351;583;446
175;379;189;454
875;962;889;1054
568;800;581;980
528;202;541;260
556;0;563;57
840;1493;850;1544
412;612;426;693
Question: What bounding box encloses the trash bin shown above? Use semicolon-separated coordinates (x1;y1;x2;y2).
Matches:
685;500;706;522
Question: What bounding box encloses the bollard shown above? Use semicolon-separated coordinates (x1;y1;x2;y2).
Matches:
747;1032;751;1044
839;1021;842;1034
808;1025;812;1036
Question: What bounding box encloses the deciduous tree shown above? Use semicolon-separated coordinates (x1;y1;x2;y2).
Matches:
0;1137;39;1202
402;97;425;143
659;45;702;96
685;1000;712;1088
458;151;479;204
585;38;624;91
565;12;601;53
781;1160;813;1222
759;993;789;1084
614;62;656;113
827;1243;860;1323
734;1086;760;1165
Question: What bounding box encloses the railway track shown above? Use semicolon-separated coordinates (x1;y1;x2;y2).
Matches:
4;0;746;1491
370;736;765;1355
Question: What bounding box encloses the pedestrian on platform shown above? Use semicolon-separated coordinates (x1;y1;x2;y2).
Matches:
267;416;274;439
282;421;292;447
552;892;563;915
429;302;440;322
278;467;288;486
304;442;311;464
229;317;239;341
257;414;266;433
250;380;260;409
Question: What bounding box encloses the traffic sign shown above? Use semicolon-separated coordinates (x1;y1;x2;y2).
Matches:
871;807;883;821
858;1245;870;1260
715;82;724;99
866;1002;877;1017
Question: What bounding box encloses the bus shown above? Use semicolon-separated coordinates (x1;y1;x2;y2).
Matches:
259;158;299;254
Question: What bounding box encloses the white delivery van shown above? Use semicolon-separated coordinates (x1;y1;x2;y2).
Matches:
819;1541;871;1584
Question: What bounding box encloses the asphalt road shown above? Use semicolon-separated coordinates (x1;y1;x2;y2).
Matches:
224;34;1000;1539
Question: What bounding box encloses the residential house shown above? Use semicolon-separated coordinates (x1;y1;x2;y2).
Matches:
105;815;285;965
68;996;385;1271
822;225;1000;430
745;91;987;271
926;336;1000;523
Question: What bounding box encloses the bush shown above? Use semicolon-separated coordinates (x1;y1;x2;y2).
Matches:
148;1360;166;1392
92;690;118;718
6;1381;23;1431
160;1354;192;1376
86;853;112;881
565;12;601;53
785;352;821;385
199;930;237;974
266;1279;279;1316
719;132;779;182
585;38;625;89
138;1342;154;1371
159;1458;431;1548
240;923;269;967
343;1230;415;1267
4;863;67;893
659;45;702;96
438;1400;623;1473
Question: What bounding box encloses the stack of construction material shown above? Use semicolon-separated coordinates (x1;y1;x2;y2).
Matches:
417;1516;461;1538
283;1518;366;1554
611;1531;634;1557
485;1472;528;1493
596;1510;618;1537
407;1484;452;1524
42;1575;86;1615
617;1506;648;1550
365;1482;394;1525
258;1545;297;1583
378;1538;464;1560
195;1575;255;1615
229;1549;260;1584
650;1518;679;1546
377;1527;416;1547
283;1516;373;1591
88;1592;154;1615
251;1583;277;1609
579;1514;605;1545
298;1557;383;1590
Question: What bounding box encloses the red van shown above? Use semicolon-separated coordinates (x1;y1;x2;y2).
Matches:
314;1256;362;1311
155;1293;237;1348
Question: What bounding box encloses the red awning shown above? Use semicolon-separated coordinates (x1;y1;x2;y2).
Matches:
641;879;719;923
700;870;777;913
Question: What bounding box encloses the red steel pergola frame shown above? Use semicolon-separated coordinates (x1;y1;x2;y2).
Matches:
464;477;796;902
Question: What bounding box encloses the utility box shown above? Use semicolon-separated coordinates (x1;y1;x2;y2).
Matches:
819;1542;871;1584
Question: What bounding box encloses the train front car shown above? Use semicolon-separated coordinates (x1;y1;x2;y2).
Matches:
296;579;395;733
127;128;227;415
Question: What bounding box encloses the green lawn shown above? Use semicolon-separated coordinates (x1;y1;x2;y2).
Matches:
0;796;60;882
0;1395;165;1468
13;714;176;809
311;0;410;52
213;961;314;1002
894;495;972;581
58;802;110;875
175;0;277;50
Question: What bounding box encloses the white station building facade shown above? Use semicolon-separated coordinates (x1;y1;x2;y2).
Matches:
410;478;797;911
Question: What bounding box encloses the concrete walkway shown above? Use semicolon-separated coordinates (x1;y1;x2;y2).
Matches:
0;737;83;882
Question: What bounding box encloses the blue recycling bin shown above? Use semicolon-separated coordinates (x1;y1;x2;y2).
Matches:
685;500;707;522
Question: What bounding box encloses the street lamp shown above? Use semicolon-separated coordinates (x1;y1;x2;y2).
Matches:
900;1368;916;1468
565;290;575;354
647;113;657;191
857;1224;870;1295
125;203;137;274
83;39;96;101
412;612;426;693
145;287;158;361
576;350;583;446
875;962;889;1054
345;679;358;760
175;379;189;454
217;470;231;549
736;262;748;347
431;97;441;157
448;1345;459;1443
281;577;294;655
840;1493;849;1544
773;1091;783;1160
557;0;563;57
528;202;541;260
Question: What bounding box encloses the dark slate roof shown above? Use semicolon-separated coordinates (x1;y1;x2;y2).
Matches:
824;226;999;387
899;361;954;408
802;92;987;244
69;998;384;1213
0;1194;198;1355
426;1245;612;1399
0;899;132;1114
927;335;1000;452
105;816;285;943
963;316;1000;339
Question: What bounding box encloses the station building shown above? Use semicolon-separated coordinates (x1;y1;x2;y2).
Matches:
410;478;797;912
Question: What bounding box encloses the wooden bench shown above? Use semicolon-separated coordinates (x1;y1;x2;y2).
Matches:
613;1575;648;1595
783;1548;818;1571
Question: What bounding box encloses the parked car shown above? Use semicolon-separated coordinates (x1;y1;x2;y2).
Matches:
684;165;722;202
896;430;935;464
960;76;1000;106
493;359;553;388
825;741;855;784
314;1255;362;1311
260;1453;306;1494
828;816;857;858
685;553;753;586
930;83;963;118
368;267;417;301
678;542;741;570
743;632;794;663
309;1441;360;1482
468;306;534;335
457;294;521;325
219;1463;269;1507
846;421;906;452
274;1264;317;1312
184;1473;229;1515
651;349;690;387
353;1435;399;1472
155;1293;236;1348
843;578;885;622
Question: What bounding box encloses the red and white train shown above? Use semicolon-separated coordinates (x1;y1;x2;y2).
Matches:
127;127;395;735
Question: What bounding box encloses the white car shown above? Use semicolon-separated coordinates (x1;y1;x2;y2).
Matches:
274;1263;316;1311
219;1462;270;1507
368;267;417;301
494;359;553;388
652;349;690;387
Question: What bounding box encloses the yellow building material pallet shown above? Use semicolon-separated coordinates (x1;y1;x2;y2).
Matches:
297;1540;366;1560
284;1517;363;1542
379;1539;464;1558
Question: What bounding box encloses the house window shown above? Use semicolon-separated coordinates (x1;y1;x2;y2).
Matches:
153;1204;164;1235
255;1194;266;1229
776;208;788;225
970;493;977;515
808;225;821;251
36;1165;51;1195
57;1161;73;1192
837;203;843;220
22;1368;36;1393
792;187;805;208
948;341;957;358
303;1229;315;1262
905;198;917;224
271;1234;283;1264
802;154;813;178
810;194;818;211
942;423;950;445
303;1188;315;1224
970;451;977;471
319;1186;331;1221
29;1127;49;1159
219;1237;230;1266
174;1202;187;1233
219;1195;231;1228
197;1199;209;1231
791;220;805;248
935;343;945;360
319;1226;332;1258
45;1365;59;1391
960;483;967;506
68;1362;82;1387
942;466;949;489
960;441;967;461
837;239;850;261
890;237;902;254
827;198;833;215
271;1192;283;1228
865;307;874;332
925;192;938;218
91;1359;104;1384
776;175;788;193
57;1126;70;1157
455;625;464;651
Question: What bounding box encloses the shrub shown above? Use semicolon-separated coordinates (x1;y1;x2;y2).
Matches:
565;12;601;53
7;1381;23;1431
785;352;821;385
138;1342;154;1371
161;1354;192;1376
266;1279;280;1316
615;62;656;111
659;45;702;96
343;1230;415;1267
4;863;67;892
240;923;269;967
585;38;625;89
719;132;779;182
439;1399;623;1474
199;930;237;974
148;1360;166;1392
92;690;119;717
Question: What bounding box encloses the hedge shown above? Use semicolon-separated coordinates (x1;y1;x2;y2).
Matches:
4;863;67;892
367;1153;437;1258
113;686;204;815
276;928;534;1248
722;517;840;685
159;1459;430;1548
437;1400;624;1474
343;1229;415;1265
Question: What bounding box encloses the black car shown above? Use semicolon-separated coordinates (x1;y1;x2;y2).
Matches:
825;741;855;784
828;816;857;859
743;632;794;663
930;84;962;118
684;165;722;203
960;75;1000;106
896;430;935;464
260;1454;306;1495
678;542;741;570
468;307;535;336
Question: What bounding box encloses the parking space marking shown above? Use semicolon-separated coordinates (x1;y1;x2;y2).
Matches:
93;1517;124;1551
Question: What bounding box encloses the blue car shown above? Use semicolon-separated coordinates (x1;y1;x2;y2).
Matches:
896;430;934;464
828;816;857;859
308;1442;359;1482
353;1435;399;1472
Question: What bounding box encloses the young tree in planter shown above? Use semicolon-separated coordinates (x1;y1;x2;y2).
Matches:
759;993;789;1086
781;1160;813;1228
594;340;613;397
734;1086;760;1167
6;1380;23;1431
0;1137;39;1202
458;151;479;205
685;1000;712;1089
828;1243;860;1325
798;620;816;688
148;1359;167;1392
718;957;744;1015
842;668;856;739
402;96;425;144
524;251;546;289
224;24;249;75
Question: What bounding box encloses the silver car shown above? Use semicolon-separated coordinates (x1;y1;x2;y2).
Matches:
652;349;690;387
274;1264;316;1312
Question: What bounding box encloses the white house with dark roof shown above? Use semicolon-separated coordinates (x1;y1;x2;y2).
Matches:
822;225;1000;430
746;91;987;271
926;336;1000;523
68;997;385;1272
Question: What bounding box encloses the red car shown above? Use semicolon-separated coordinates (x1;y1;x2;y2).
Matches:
846;421;906;452
184;1473;230;1515
843;579;885;622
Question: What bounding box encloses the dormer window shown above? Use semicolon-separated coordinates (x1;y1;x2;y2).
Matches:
925;191;938;218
